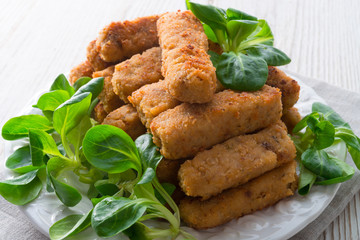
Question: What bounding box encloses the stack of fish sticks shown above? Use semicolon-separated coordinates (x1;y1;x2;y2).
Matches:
69;10;301;229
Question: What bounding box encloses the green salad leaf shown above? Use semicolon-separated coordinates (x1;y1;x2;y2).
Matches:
91;197;152;237
49;210;92;240
0;170;42;205
73;77;92;91
292;102;360;195
2;115;53;140
50;74;75;96
5;146;45;173
187;0;291;91
216;51;268;91
83;125;141;174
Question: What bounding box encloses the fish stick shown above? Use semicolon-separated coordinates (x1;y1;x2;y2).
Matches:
267;66;300;112
156;158;184;185
157;11;217;103
96;15;159;62
128;80;181;128
180;161;298;229
151;85;282;159
93;66;124;113
69;61;94;85
93;102;108;123
112;47;163;103
86;40;114;71
102;104;146;140
178;121;296;199
282;107;302;134
129;78;226;129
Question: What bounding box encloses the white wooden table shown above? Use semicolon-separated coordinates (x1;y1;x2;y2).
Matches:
0;0;359;239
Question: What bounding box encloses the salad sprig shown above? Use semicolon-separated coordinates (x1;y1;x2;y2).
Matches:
186;0;291;91
292;102;360;195
0;74;192;239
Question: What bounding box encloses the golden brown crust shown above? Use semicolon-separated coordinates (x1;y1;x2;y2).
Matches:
102;104;146;140
69;61;94;85
282;107;302;134
96;15;159;62
129;80;181;129
86;40;114;71
112;47;163;103
267;66;300;111
93;102;108;123
158;11;217;103
150;85;283;160
179;161;298;229
156;158;185;185
92;66;124;113
179;121;296;199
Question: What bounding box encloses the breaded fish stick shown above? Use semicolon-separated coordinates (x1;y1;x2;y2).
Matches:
96;15;159;62
156;158;184;185
267;66;300;111
151;85;282;159
87;40;114;71
178;121;296;199
129;77;225;129
93;66;124;113
129;80;181;128
93;102;108;123
112;47;163;103
69;61;94;85
282;107;302;134
157;11;217;103
102;104;146;140
180;161;298;229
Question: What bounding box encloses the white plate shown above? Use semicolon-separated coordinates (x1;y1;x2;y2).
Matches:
2;72;339;240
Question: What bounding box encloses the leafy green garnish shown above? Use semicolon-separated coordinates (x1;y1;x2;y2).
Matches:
49;210;92;240
5;146;45;173
292;102;360;195
0;170;42;205
187;0;291;91
83;125;141;174
0;74;192;239
2;115;53;140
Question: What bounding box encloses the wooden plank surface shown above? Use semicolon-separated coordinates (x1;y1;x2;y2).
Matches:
0;0;359;239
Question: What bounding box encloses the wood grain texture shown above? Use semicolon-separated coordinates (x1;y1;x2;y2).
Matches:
0;0;359;239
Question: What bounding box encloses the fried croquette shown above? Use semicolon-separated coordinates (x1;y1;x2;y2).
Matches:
102;104;146;140
179;161;298;229
112;47;163;103
69;61;94;85
157;11;217;103
93;102;108;123
178;121;296;200
267;66;300;112
151;85;282;159
92;66;124;113
96;15;159;62
86;40;114;71
128;80;181;129
282;107;302;134
156;158;185;185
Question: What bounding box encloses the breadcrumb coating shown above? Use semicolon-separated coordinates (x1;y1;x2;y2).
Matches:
69;61;93;85
112;47;163;103
96;15;159;62
180;161;298;229
92;66;124;113
151;85;282;159
158;11;217;103
102;104;146;140
178;121;296;199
